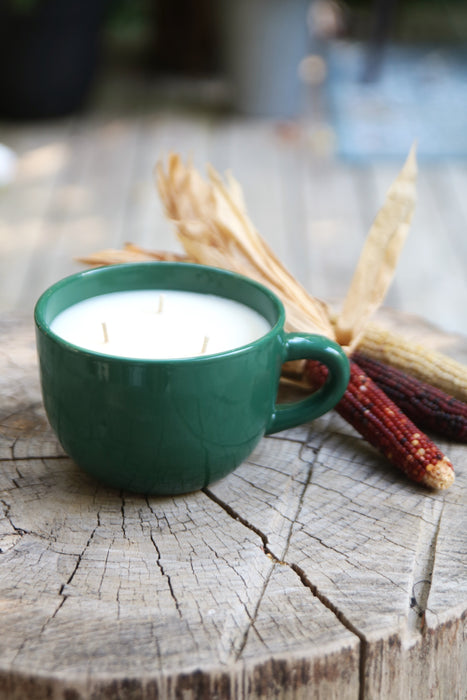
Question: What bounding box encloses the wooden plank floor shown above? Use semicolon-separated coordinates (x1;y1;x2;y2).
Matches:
0;74;466;337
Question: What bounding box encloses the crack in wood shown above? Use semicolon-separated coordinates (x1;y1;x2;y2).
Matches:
0;497;28;538
406;500;445;640
144;498;183;619
203;488;270;553
9;437;18;460
233;570;275;662
60;511;101;596
149;531;182;619
203;536;271;657
120;493;127;540
202;486;281;661
267;433;310;445
289;561;368;700
9;511;102;666
97;536;115;600
0;454;66;463
295;438;368;700
203;438;371;698
232;470;293;504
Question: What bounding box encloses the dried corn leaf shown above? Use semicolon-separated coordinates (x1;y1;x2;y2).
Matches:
156;153;335;338
78;242;188;267
335;144;417;352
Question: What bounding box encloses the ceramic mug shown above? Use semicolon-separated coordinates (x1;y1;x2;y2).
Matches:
34;263;349;495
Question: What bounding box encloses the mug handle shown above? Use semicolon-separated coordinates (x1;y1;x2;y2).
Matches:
265;333;350;435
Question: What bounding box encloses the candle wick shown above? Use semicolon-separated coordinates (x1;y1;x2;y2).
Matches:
157;294;164;314
101;322;109;344
201;336;209;355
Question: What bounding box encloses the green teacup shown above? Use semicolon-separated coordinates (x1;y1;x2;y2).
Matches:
34;263;349;495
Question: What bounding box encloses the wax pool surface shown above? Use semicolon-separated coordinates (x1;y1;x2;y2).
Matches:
50;290;272;359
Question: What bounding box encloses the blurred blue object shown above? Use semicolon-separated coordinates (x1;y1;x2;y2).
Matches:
326;41;467;160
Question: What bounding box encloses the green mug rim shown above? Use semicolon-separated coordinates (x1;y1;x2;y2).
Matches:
34;262;286;364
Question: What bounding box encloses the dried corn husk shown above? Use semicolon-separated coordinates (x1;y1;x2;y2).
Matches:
155;154;335;339
334;145;417;352
78;149;467;402
79;242;187;267
80;150;416;351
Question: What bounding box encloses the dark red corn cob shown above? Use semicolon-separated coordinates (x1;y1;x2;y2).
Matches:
352;351;467;443
306;360;455;489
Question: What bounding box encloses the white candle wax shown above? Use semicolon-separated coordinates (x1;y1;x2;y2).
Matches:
50;290;271;360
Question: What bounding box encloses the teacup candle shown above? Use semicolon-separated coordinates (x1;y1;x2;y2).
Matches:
35;262;350;495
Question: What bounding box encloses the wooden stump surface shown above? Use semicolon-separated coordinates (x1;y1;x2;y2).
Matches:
0;312;466;700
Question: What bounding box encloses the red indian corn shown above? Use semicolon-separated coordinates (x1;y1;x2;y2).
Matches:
352;351;467;443
306;360;455;490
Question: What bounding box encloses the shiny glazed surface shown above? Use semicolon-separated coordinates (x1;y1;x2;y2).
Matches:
35;263;350;494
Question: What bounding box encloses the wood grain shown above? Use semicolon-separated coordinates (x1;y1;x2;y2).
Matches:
0;314;465;699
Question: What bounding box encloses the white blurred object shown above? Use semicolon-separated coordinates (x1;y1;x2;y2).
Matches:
0;144;17;186
308;0;346;40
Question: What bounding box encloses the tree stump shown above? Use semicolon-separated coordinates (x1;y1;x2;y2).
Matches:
0;313;466;699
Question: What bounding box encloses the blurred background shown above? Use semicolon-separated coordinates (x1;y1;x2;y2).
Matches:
0;0;466;334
